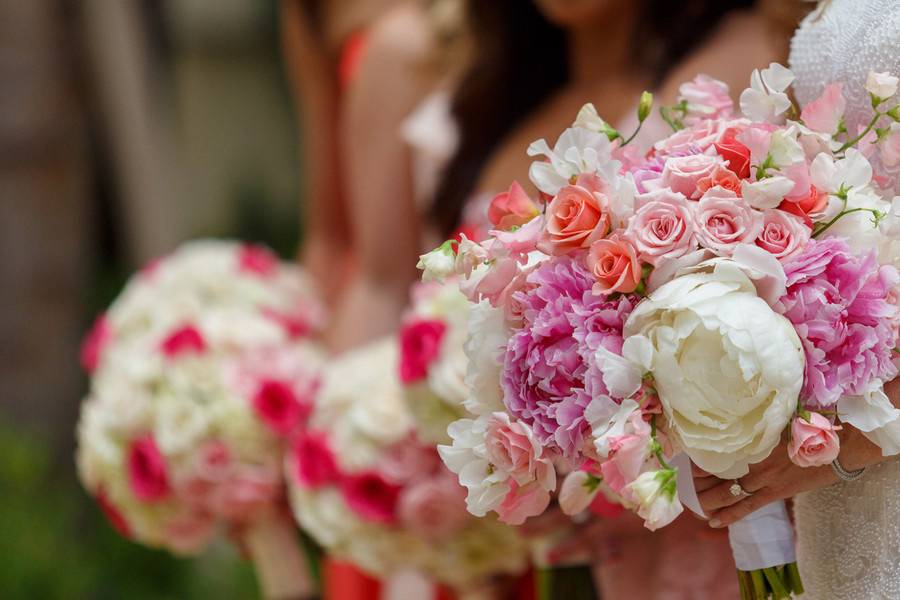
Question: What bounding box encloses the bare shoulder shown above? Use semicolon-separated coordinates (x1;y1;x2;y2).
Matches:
362;2;437;77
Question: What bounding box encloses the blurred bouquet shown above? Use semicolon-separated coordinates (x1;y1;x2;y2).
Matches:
76;240;324;598
423;65;900;599
286;338;527;592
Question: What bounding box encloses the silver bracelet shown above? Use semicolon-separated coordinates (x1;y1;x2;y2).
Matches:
831;456;866;481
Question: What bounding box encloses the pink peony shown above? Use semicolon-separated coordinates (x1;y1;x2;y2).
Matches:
539;179;612;254
340;471;402;524
800;83;846;135
780;238;900;408
788;413;841;467
586;234;643;295
626;194;697;266
755;209;811;260
80;314;112;373
660;154;723;199
127;434;170;502
488;181;540;230
252;378;310;436
159;324;207;358
693;188;762;255
397;474;468;539
398;319;447;384
237;244;278;277
292;431;341;489
679;74;734;124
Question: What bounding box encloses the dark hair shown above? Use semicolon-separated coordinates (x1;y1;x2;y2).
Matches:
431;0;756;235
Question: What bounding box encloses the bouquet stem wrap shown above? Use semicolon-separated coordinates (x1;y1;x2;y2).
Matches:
245;511;314;600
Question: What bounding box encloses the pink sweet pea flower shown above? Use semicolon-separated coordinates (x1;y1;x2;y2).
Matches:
80;314;112;373
598;411;651;501
539;182;612;254
679;74;734;124
800;83;846;135
586;234;642;295
485;413;556;489
340;471;402;524
559;470;601;515
497;479;552;525
626;195;697;266
127;434;170;502
292;431;341;489
398;319;446;383
488;181;540;230
159;324;207;358
693;188;763;255
237;244;278;277
252;378;310;436
755;209;811;261
787;413;841;467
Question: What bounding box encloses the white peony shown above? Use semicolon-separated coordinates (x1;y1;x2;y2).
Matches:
623;260;805;478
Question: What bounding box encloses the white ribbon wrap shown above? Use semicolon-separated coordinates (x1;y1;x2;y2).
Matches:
673;453;796;571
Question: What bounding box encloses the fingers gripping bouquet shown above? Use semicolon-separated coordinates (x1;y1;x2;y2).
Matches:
76;241;325;599
286;338;528;591
423;66;900;599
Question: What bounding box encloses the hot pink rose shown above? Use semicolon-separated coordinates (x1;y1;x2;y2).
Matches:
80;313;112;373
237;244;278;277
127;434;170;502
660;154;723;199
755;209;810;260
679;74;734;124
539;181;611;254
800;83;846;135
496;479;552;525
488;181;540;230
626;195;697;266
693;188;762;255
586;234;642;295
292;431;340;489
159;324;207;358
252;379;310;436
787;413;840;468
398;319;446;383
484;413;555;489
397;475;468;540
696;165;742;197
340;471;402;524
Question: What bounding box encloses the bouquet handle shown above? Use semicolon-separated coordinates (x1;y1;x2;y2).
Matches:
244;510;315;600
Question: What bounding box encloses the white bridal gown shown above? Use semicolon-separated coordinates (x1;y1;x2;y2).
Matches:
789;1;900;598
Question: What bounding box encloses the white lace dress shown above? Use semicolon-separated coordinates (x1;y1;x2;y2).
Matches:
789;1;900;598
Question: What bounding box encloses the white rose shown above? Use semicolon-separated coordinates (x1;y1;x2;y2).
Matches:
624;260;804;478
866;71;899;100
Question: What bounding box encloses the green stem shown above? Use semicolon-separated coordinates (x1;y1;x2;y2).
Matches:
786;563;804;596
812;207;882;238
763;567;789;599
621;121;644;147
836;110;883;153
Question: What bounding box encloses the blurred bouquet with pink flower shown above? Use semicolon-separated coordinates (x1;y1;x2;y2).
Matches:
422;65;900;599
286;338;527;592
76;240;325;599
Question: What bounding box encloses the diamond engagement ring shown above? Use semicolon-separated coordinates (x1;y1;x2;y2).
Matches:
729;480;751;497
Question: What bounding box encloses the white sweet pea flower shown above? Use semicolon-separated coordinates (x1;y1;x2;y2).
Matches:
586;397;641;458
838;380;900;455
417;241;457;282
439;416;508;517
462;301;509;415
527;127;620;195
589;345;644;399
559;470;601;516
825;187;892;262
626;469;683;531
739;63;795;123
573;103;618;139
624;261;804;478
866;71;899;101
741;176;796;209
810;148;873;193
767;128;805;168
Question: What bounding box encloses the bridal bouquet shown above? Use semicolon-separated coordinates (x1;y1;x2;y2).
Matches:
422;65;900;599
76;240;324;599
286;338;527;591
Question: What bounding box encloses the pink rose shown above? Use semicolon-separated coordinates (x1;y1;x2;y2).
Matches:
484;413;555;488
488;181;540;230
787;413;840;468
159;324;207;358
696;165;743;197
539;181;612;254
586;234;642;295
693;188;762;255
340;471;402;524
292;431;340;489
626;195;697;266
213;465;280;521
496;479;552;525
679;74;734;124
80;313;112;373
237;244;278;277
800;83;846;135
655;118;738;156
398;319;446;384
755;209;810;260
397;475;468;540
127;434;170;502
252;379;310;436
660;154;723;199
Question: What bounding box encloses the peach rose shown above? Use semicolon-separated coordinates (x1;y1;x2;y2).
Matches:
696;165;742;197
539;182;611;254
755;209;810;260
586;234;642;295
778;185;828;227
661;154;723;199
787;413;840;468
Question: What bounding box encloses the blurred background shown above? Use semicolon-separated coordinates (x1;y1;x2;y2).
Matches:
1;0;345;596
